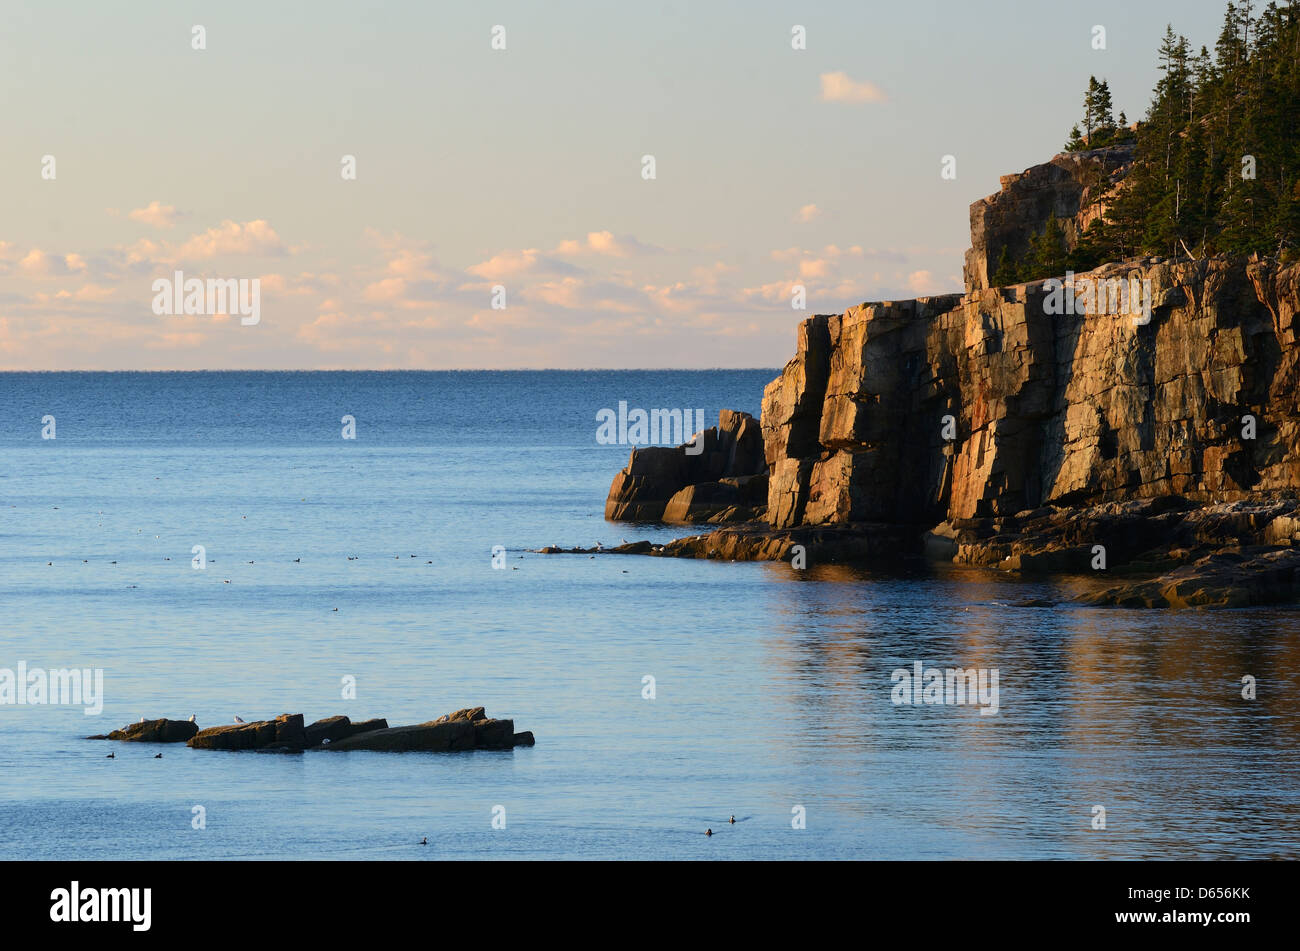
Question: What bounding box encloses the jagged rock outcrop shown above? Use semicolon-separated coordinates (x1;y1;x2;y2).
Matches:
605;409;767;523
964;146;1134;292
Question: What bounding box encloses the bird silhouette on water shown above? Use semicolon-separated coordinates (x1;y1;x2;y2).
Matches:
418;837;428;846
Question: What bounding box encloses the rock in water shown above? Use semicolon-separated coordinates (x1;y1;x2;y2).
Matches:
87;718;199;743
325;707;530;753
605;410;768;523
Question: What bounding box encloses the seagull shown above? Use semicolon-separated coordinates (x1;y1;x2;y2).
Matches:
321;738;331;745
233;716;246;724
594;542;603;551
188;715;196;723
621;537;629;544
138;717;145;724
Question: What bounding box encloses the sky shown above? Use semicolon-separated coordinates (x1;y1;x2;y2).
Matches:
0;0;1230;370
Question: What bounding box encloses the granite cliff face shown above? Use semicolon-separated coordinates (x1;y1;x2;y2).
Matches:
601;152;1300;605
761;255;1300;532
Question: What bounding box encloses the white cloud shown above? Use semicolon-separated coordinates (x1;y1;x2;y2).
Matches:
553;230;660;258
177;219;285;259
819;71;888;103
128;201;180;229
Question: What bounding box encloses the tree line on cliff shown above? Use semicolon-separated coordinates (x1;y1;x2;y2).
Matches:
995;0;1300;287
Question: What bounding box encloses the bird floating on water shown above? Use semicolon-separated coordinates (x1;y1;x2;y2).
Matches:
705;828;713;836
154;753;162;759
106;752;115;759
418;837;427;845
729;815;736;824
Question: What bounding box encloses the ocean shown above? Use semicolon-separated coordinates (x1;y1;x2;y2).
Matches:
1;370;1298;859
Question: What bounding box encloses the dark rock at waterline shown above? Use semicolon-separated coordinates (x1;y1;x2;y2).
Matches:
325;707;529;753
303;715;390;747
538;540;655;555
188;716;285;750
1076;545;1300;608
87;718;199;743
304;715;351;746
129;708;537;752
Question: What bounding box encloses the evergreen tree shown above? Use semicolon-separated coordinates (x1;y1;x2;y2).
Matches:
991;246;1020;287
1058;0;1300;265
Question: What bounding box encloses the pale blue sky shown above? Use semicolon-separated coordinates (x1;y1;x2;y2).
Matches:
1;0;1229;368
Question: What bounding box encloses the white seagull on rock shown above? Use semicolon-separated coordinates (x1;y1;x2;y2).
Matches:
233;715;246;723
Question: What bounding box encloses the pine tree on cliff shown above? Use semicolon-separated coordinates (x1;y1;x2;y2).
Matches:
1063;0;1299;263
1093;80;1116;142
1028;214;1068;279
991;246;1020;287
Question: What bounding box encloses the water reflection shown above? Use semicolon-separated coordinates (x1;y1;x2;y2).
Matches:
752;559;1300;857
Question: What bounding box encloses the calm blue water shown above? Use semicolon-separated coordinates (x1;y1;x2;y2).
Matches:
1;371;1298;860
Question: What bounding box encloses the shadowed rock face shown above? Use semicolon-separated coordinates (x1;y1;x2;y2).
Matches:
605;409;767;523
